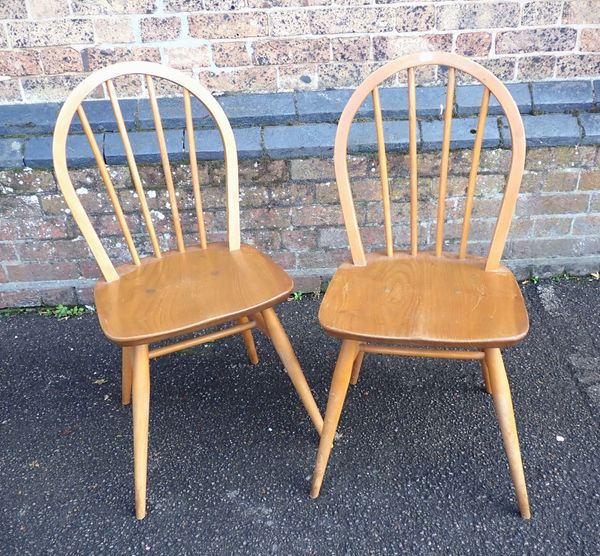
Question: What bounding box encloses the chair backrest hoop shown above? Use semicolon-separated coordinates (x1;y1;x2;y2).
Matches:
334;51;525;270
52;61;241;283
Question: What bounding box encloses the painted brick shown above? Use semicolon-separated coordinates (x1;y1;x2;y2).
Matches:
105;129;184;165
93;17;135;44
348;120;411;153
372;34;452;60
264;123;337;159
504;115;581;147
184;127;262;160
421;118;500;151
71;99;138;133
25;133;102;168
580;114;600;145
532;81;594;113
0;139;24;169
455;83;532;116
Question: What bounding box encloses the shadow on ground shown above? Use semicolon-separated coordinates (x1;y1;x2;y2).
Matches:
0;279;599;554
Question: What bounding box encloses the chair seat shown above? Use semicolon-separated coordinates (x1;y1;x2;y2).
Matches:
319;252;529;348
94;242;293;346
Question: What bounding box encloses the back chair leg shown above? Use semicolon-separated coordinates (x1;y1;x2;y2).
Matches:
480;356;492;395
350;351;365;385
485;348;530;519
238;316;259;364
261;307;323;435
122;346;133;405
250;312;270;338
132;344;151;520
310;339;359;498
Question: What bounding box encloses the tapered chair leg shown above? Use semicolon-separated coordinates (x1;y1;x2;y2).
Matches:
238;316;259;364
261;307;323;435
132;344;151;520
122;346;133;405
480;356;492;395
350;351;365;385
310;340;358;498
485;348;530;519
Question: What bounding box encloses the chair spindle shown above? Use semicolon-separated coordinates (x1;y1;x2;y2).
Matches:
107;78;162;258
372;87;393;257
145;75;185;252
407;67;419;256
183;88;208;249
459;87;490;259
435;67;456;256
77;105;140;266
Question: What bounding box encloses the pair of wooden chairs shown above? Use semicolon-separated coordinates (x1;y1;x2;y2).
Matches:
52;52;530;520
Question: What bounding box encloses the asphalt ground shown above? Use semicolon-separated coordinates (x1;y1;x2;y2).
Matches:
0;279;599;555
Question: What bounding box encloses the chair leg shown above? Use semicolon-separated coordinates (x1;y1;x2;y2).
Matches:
350;351;365;386
132;344;150;520
250;312;270;338
310;339;358;499
122;346;133;405
238;316;259;364
261;307;323;435
480;356;492;395
485;348;531;519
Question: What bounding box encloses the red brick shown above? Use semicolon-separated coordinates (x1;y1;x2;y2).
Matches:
580;29;600;52
0;289;40;308
0;51;41;77
309;7;396;35
579;171;600;190
436;2;519;31
281;229;318;251
291;205;344;227
212;42;251;67
455;32;492;57
39;47;83;74
84;47;161;71
7;19;94;48
164;46;211;70
496;28;576;54
252;38;329;65
556;55;600;78
6;261;80;282
188;12;269;40
269;10;311;37
140;16;181;42
572;214;600;236
516;193;590;216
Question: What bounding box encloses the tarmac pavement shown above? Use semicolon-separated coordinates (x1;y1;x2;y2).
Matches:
0;278;599;554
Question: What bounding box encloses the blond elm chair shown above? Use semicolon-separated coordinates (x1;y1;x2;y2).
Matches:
310;52;531;518
52;61;323;519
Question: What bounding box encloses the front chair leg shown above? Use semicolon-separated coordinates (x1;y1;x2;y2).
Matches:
261;307;323;435
238;316;259;364
310;339;358;498
132;344;151;520
485;347;531;519
122;346;134;405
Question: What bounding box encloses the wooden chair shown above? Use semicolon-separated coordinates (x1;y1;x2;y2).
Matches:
310;52;531;518
52;61;323;520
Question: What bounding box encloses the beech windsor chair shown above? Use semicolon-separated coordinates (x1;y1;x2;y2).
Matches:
52;61;323;520
310;52;531;518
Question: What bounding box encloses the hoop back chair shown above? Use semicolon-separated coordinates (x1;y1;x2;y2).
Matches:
52;61;323;519
311;52;531;518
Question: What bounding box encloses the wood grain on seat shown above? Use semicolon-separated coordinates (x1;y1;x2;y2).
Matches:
95;243;293;346
319;252;528;348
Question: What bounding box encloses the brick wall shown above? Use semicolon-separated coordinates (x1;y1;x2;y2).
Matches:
1;144;599;308
1;1;600;102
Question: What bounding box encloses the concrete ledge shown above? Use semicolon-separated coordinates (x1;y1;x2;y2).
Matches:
2;78;600;169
